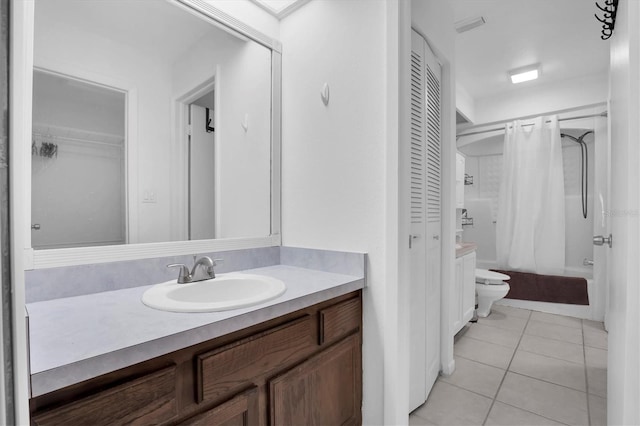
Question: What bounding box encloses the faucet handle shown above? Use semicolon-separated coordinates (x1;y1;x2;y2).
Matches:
167;263;192;284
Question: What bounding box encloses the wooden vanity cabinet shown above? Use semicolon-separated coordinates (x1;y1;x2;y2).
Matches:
30;291;362;426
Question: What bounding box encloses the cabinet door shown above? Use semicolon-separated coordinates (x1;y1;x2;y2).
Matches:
178;387;258;426
462;252;477;323
269;334;361;426
452;257;464;334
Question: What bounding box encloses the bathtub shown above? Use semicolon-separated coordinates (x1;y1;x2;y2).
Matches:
477;260;595;319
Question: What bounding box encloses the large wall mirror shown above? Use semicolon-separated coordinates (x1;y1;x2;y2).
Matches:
28;0;281;266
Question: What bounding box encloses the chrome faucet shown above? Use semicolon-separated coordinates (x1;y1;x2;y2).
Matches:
191;256;216;281
167;256;220;283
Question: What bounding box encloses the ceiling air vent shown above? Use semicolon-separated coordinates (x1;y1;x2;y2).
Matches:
455;16;486;34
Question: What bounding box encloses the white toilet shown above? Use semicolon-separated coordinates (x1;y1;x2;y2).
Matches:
475;269;511;318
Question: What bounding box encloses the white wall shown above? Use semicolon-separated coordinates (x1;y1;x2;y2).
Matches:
473;73;608;124
456;83;476;123
279;1;389;423
172;31;272;238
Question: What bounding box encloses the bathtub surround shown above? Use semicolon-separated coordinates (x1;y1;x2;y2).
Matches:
496;116;566;275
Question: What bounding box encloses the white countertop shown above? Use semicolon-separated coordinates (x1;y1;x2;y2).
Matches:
26;264;364;397
456;242;477;258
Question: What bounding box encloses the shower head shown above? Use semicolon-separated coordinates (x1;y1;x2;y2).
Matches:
577;130;594;143
561;130;593;145
560;133;580;143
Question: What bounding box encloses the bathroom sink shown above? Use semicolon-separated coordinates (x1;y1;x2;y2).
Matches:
142;273;286;313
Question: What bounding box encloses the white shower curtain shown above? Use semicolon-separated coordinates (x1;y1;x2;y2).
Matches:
496;116;565;275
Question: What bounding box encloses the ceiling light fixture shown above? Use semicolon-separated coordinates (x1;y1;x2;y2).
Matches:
250;0;311;19
454;16;486;34
508;64;541;84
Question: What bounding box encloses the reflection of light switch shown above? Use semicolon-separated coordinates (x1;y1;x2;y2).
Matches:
143;190;157;203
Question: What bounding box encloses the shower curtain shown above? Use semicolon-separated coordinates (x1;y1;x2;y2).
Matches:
496;116;565;275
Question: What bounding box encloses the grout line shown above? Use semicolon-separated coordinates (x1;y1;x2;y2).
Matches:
506;371;588;394
436;380;496;402
482;309;532;426
461;331;522;349
496;400;572;426
522;332;584;346
454;352;511;370
516;346;585;366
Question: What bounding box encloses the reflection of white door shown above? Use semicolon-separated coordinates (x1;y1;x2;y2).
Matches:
409;29;442;412
189;104;216;240
606;1;640;424
31;129;126;249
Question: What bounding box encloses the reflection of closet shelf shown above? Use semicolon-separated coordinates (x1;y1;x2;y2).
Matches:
33;123;124;148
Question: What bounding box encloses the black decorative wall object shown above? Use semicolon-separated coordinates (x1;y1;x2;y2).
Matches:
595;0;619;40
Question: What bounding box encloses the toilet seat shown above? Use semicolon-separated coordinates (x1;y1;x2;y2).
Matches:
475;268;510;285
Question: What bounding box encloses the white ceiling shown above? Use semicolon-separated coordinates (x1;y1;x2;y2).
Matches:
35;0;234;64
451;0;610;101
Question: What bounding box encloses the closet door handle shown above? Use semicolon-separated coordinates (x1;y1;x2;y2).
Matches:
432;234;440;240
593;234;612;248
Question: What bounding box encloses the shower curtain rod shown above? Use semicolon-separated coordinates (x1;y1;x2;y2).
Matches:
456;111;608;138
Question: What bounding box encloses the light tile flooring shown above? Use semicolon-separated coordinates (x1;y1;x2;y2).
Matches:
410;304;608;426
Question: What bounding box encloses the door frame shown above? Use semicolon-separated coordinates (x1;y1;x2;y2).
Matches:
171;71;219;241
607;0;640;423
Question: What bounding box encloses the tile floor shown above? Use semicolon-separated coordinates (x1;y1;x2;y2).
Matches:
410;304;608;426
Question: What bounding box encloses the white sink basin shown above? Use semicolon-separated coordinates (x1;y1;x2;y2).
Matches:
142;273;286;313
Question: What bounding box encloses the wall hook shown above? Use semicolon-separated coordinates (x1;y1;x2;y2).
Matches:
241;113;249;132
320;83;330;106
205;108;215;133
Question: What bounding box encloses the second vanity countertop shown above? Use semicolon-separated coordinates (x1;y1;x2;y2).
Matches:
26;264;364;397
456;242;477;258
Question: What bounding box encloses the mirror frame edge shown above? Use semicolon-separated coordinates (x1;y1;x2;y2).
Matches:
26;0;282;270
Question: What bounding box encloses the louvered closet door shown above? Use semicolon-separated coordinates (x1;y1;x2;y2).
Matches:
408;29;428;412
423;36;442;401
408;29;442;413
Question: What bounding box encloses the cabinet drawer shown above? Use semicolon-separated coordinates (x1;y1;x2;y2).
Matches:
196;315;315;403
319;297;361;345
32;365;177;426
